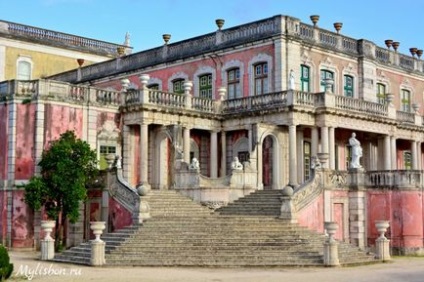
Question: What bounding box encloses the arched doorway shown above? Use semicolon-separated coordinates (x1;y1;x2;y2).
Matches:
152;130;172;190
262;135;274;190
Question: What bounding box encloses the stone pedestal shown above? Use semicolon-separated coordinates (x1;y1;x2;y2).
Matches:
375;220;391;261
40;220;56;260
324;241;340;266
279;186;297;223
323;221;340;266
40;239;55;260
90;240;106;266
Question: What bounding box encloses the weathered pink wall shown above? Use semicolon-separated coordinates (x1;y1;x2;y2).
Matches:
297;194;324;233
109;198;132;232
0;105;8;179
368;190;424;251
11;190;34;248
43;104;83;147
0;191;5;244
15;104;36;179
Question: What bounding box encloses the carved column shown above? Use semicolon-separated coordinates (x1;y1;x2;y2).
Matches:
122;125;132;183
390;136;397;170
210;131;218;178
418;141;422;170
183;127;191;164
220;131;227;177
329;127;335;170
384;135;391;170
412;140;418;170
321;126;329;168
140;123;150;188
288;125;298;187
296;129;304;183
311;127;319;157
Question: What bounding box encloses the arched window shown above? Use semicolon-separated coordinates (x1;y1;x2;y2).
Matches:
320;70;334;92
401;89;411;112
199;73;212;99
172;79;185;94
227;68;241;99
301;65;310;92
148;83;159;90
17;60;31;80
254;62;268;95
344;75;354;97
376;83;386;104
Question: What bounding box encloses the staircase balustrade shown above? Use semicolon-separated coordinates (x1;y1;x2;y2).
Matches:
366;170;422;189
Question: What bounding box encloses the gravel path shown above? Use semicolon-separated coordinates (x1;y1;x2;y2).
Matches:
8;251;424;282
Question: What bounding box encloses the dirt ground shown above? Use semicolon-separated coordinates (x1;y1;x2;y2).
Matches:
7;251;424;282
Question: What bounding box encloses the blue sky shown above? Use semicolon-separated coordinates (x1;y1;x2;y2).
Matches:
1;0;423;56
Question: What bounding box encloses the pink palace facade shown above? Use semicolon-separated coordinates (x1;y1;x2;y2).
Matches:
1;15;424;255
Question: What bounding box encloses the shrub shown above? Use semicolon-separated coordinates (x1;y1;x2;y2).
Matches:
0;245;13;281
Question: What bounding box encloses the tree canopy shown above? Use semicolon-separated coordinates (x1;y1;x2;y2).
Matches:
24;130;98;247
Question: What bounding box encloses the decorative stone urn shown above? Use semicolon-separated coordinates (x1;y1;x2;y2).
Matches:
162;34;171;44
90;221;106;242
41;220;55;240
412;102;420;113
385;93;394;104
324;221;338;242
333;22;343;34
310;15;320;26
215;19;225;30
139;74;150;87
375;220;390;239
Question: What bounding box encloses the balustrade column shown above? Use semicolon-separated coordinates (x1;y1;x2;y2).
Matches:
289;125;298;187
210;131;218;178
329;127;335;170
412;140;418;170
140;123;150;187
311;127;319;157
418;142;422;170
220;131;227;177
390;136;397;170
383;135;391;170
183;127;191;164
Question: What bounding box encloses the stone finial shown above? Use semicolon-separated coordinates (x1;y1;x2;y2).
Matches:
310;15;320;26
333;22;342;34
120;78;130;91
76;58;84;67
385;39;393;49
162;34;171;45
410;47;418;57
392;42;400;52
215;19;225;30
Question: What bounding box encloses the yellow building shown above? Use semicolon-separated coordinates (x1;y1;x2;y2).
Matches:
0;20;132;81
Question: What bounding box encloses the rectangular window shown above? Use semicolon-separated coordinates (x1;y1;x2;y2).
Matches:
99;145;116;170
376;83;386;104
320;70;334;92
304;141;311;181
403;151;412;170
344;75;354;97
254;62;268;95
301;65;310;92
17;61;31;80
346;145;352;169
173;79;185;94
401;89;411;112
227;68;241;99
199;74;212;99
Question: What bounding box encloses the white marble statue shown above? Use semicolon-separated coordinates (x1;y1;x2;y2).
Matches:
231;156;243;170
289;69;295;90
189;157;200;170
349;132;363;168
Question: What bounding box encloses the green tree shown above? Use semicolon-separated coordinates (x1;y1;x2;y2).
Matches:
24;130;98;250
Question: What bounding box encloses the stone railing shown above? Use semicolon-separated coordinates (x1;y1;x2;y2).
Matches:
148;90;186;108
334;95;388;117
396;110;415;124
292;169;323;212
107;160;149;224
366;170;422;189
1;20;126;55
222;91;288;113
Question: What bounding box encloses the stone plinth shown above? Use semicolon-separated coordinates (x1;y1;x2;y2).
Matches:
40;238;55;260
90;240;106;266
324;241;340;266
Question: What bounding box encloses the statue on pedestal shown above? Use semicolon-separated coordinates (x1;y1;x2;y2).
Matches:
349;132;363;169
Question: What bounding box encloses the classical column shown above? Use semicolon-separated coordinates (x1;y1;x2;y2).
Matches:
296;129;304;183
210;131;218;178
412;140;418;170
140;123;150;187
329;127;335;170
289;125;298;187
384;135;391;170
390;136;397;170
183;127;191;164
417;141;422;170
311;127;319;157
321;126;329;154
122;125;132;182
220;131;227;177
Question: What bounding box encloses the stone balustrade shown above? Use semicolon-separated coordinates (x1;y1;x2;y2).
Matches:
366;170;422;189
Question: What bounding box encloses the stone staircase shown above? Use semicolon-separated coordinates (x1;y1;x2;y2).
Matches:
53;189;376;266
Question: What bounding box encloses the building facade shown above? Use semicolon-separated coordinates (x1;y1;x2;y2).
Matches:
1;15;424;255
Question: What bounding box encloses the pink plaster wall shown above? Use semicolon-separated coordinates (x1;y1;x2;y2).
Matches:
43;104;83;148
367;191;424;249
15;104;36;179
297;194;324;234
11;190;34;248
0;191;5;244
0;105;7;179
109;198;132;232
